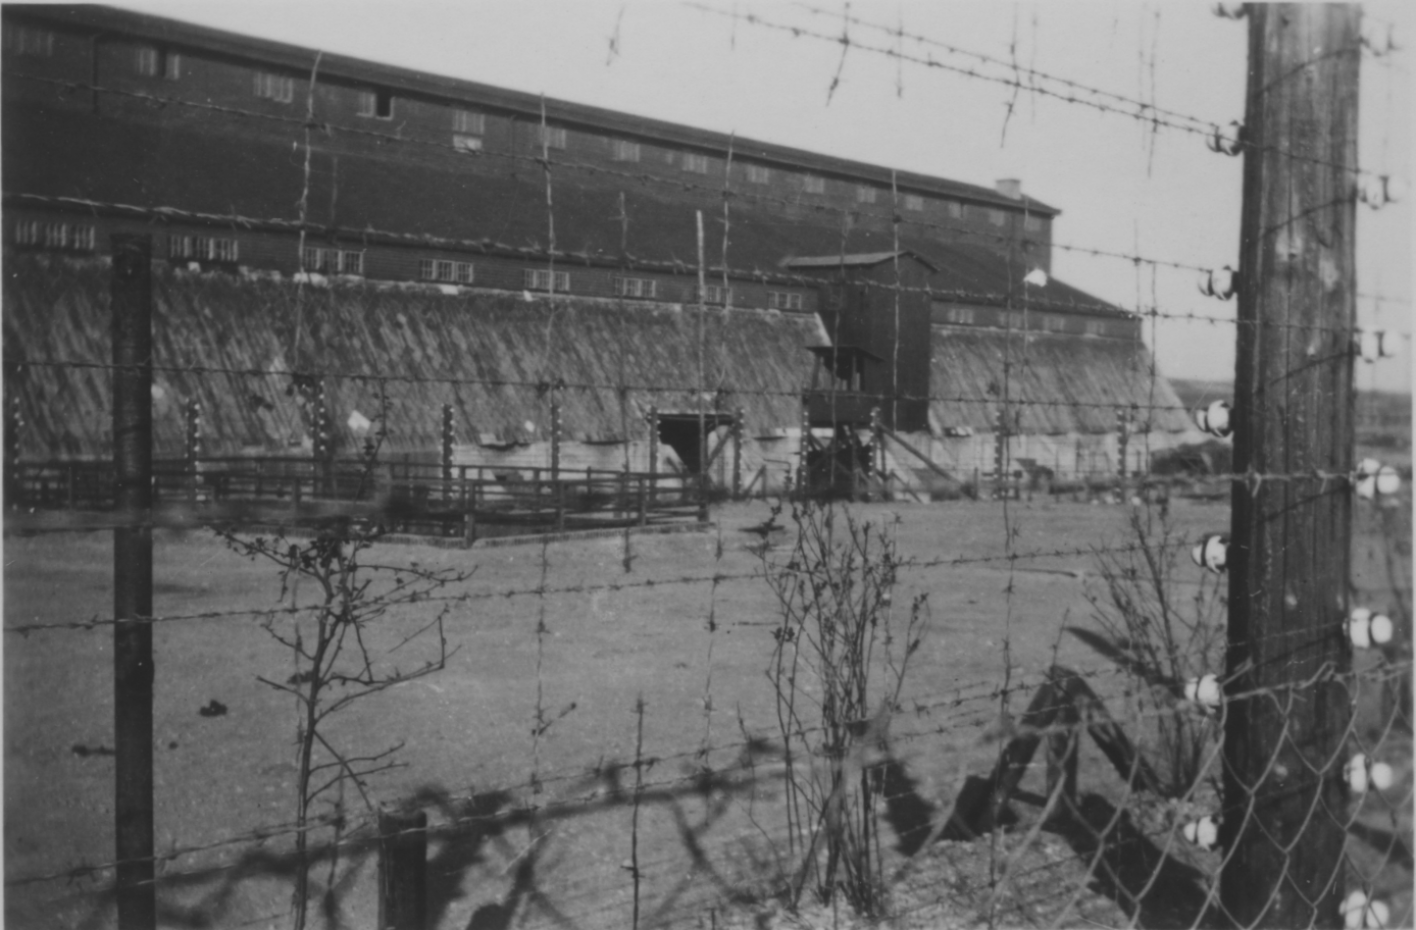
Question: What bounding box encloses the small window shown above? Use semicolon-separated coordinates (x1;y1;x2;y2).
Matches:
524;268;569;292
1024;215;1043;232
988;209;1006;227
355;89;393;119
682;153;710;174
419;258;474;284
303;247;363;275
170;235;238;262
452;110;485;135
947;201;962;219
943;306;975;325
453;134;483;153
697;284;732;305
254;72;295;103
4;24;54;57
613;276;656;298
745;164;771;184
903;194;925;212
136;47;179;79
536;125;567;150
1084;319;1107;336
803;175;826;194
13;221;41;246
767;291;804;311
209;238;239;262
610;139;641;163
15;221;94;251
1042;314;1067;333
856;186;876;204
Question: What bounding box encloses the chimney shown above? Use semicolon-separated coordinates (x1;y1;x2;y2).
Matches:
995;178;1022;200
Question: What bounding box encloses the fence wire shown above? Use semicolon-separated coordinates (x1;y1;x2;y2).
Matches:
2;3;1411;930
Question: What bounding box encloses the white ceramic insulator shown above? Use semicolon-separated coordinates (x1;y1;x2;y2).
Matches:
1370;762;1395;792
1349;614;1373;649
1195;674;1222;708
1370;614;1394;646
1202;535;1228;573
1212;267;1236;299
1375;467;1400;496
1204;400;1232;437
1346;754;1370;793
1344;891;1370;930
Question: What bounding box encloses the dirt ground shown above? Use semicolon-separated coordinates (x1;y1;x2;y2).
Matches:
4;495;1411;929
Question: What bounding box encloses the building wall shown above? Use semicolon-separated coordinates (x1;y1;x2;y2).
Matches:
3;8;1053;267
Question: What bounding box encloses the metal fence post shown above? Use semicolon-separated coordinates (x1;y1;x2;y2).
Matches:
111;233;156;930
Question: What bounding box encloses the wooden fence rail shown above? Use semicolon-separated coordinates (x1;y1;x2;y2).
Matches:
8;457;708;540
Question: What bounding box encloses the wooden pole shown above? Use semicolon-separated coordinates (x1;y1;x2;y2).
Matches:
377;808;427;930
111;234;156;930
1220;7;1358;928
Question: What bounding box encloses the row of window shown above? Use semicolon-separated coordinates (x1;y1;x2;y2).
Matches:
8;20;1053;236
3;23;53;57
939;304;1117;336
420;258;475;284
170;234;240;262
14;221;95;251
305;246;364;276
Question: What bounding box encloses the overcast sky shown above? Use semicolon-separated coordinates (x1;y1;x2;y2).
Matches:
109;1;1413;393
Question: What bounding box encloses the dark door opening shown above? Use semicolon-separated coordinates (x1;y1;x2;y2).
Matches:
656;413;733;474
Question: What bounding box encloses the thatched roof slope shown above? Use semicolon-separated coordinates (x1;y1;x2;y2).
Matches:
3;255;825;458
5;256;1189;460
930;327;1193;435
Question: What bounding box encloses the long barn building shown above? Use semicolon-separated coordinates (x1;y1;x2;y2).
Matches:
2;5;1196;492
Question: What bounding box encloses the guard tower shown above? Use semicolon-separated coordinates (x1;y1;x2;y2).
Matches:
785;251;936;497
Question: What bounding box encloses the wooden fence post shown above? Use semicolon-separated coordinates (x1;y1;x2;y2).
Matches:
111;233;156;930
378;808;427;930
1220;7;1358;927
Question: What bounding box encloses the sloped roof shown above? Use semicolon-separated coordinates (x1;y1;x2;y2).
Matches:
2;255;827;457
782;251;940;273
5;256;1191;463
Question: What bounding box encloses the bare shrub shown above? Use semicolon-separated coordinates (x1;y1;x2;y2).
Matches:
759;500;927;916
221;522;471;929
1073;507;1226;799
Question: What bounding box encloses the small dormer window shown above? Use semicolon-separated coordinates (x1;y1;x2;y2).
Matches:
136;46;180;80
356;89;393;119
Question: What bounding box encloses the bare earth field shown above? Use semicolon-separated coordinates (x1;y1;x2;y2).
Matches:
5;496;1411;929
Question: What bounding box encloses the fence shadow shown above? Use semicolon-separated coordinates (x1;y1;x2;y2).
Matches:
1045;793;1213;930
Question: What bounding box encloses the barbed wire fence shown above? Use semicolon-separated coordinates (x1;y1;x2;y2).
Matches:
2;3;1411;929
